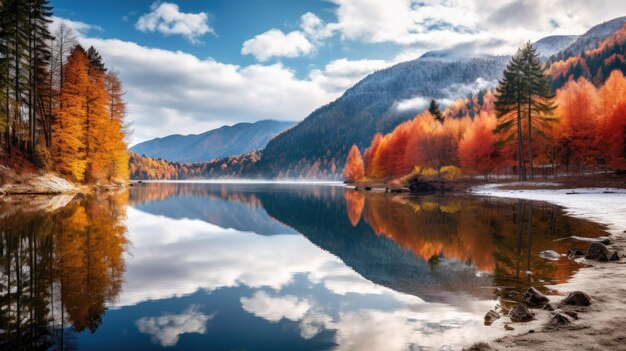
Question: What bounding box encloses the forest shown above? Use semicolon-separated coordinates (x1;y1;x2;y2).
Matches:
0;0;129;184
344;24;626;183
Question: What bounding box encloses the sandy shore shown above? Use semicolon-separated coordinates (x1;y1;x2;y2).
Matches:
467;183;626;350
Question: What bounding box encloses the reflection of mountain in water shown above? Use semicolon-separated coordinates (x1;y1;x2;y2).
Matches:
257;186;607;303
126;183;607;303
129;183;296;235
257;186;493;302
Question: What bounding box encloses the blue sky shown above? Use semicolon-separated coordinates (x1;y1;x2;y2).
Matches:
49;0;626;144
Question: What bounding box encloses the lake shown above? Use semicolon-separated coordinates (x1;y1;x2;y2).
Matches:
0;182;607;350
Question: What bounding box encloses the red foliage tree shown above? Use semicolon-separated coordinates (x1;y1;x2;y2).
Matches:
343;144;365;181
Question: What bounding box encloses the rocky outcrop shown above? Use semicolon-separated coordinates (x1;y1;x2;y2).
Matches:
484;310;500;325
522;287;550;307
585;242;620;261
0;165;77;195
560;291;592;306
509;305;534;322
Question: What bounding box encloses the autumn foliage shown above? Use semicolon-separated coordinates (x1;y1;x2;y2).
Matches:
52;46;128;183
343;145;365;181
351;68;626;181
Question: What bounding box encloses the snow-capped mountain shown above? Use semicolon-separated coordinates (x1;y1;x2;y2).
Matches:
555;16;626;60
257;55;510;176
534;35;579;58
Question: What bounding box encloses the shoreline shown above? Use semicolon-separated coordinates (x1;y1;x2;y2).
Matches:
466;184;626;350
0;166;128;197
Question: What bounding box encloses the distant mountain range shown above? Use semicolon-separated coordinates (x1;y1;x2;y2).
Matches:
130;120;295;163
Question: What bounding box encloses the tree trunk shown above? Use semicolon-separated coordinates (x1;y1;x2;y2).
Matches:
516;103;526;181
527;97;534;180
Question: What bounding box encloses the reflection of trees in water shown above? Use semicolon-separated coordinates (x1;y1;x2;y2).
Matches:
343;192;607;301
0;192;128;350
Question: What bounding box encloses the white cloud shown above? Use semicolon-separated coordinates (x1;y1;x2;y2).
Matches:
442;77;498;99
135;305;214;347
78;37;343;143
136;2;213;44
308;0;626;56
309;58;389;93
395;96;429;112
241;29;314;61
61;31;390;144
300;12;334;41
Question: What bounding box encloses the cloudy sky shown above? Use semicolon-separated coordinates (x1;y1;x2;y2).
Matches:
50;0;626;144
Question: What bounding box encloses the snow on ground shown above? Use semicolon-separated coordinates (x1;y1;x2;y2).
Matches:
469;183;626;350
471;184;626;237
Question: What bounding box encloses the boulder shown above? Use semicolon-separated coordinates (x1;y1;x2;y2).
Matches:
522;287;550;307
561;291;592;306
584;242;616;261
508;305;534;322
364;186;372;191
484;310;500;325
539;250;561;261
542;303;555;311
550;312;574;326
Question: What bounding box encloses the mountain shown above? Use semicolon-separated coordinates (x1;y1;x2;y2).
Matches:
534;35;579;58
130;120;295;163
256;55;511;178
552;16;626;61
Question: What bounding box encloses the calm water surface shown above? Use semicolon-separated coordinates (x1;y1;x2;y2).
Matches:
0;182;607;350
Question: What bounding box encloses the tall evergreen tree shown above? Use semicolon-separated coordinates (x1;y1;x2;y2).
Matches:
494;47;527;180
27;0;53;156
520;42;557;179
86;46;106;72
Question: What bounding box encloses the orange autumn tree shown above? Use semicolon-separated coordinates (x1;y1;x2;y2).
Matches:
52;45;129;183
556;77;599;174
52;47;89;181
607;102;626;170
104;71;130;181
597;70;626;171
459;112;499;178
343;144;365;181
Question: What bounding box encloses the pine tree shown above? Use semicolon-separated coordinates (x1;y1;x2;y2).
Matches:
494;47;527;180
86;46;106;72
521;42;557;179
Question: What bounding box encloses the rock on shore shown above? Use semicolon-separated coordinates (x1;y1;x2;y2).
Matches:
0;165;77;195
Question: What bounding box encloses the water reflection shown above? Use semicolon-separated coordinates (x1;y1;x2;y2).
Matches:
0;183;607;350
0;192;128;350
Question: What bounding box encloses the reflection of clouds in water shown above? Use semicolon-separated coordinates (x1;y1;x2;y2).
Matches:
124;206;502;349
241;291;311;322
121;207;384;306
238;289;496;349
135;305;214;347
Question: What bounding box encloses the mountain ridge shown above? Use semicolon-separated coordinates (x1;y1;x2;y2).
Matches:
130;119;295;163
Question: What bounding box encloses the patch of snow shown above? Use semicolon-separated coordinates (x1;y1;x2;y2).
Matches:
470;184;626;238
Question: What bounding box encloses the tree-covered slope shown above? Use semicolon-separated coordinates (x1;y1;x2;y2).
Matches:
256;56;511;178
